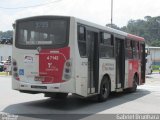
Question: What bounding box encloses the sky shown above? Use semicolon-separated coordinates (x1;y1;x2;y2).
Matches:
0;0;160;31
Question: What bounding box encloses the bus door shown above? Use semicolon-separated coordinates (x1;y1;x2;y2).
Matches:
86;30;99;94
115;38;125;89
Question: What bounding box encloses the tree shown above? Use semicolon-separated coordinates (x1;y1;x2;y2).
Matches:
150;39;160;47
144;16;152;21
121;16;160;47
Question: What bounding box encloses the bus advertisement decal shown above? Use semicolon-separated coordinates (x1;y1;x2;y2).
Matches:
24;55;34;64
39;47;70;84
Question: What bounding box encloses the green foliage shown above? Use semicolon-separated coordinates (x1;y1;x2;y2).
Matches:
121;16;160;47
152;65;160;70
150;39;160;47
0;30;13;39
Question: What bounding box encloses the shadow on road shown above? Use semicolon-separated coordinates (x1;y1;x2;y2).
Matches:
145;75;153;78
146;72;160;78
2;89;150;120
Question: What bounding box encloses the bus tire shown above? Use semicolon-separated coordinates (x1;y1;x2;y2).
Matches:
98;77;110;102
127;75;138;93
132;75;138;92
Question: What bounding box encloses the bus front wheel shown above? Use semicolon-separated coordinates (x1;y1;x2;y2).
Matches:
98;77;110;102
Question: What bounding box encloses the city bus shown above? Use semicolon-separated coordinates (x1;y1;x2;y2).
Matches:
12;16;146;101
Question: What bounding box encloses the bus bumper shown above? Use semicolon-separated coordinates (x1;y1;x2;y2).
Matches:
12;79;75;94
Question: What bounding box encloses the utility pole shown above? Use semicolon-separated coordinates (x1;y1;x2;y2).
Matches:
111;0;113;27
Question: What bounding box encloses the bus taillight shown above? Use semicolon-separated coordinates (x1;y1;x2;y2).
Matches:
63;59;72;81
13;72;20;81
12;59;20;81
13;61;17;66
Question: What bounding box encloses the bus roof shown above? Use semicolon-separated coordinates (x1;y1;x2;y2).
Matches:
74;17;145;42
15;15;145;42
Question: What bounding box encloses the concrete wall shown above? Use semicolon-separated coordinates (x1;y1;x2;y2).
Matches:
0;45;12;61
149;47;160;65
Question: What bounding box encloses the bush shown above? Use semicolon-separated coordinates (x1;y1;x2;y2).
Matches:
152;65;160;70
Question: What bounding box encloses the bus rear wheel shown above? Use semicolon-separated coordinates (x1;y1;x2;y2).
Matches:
131;75;138;92
98;77;110;102
126;75;138;93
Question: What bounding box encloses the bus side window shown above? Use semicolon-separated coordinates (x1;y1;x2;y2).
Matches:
132;41;139;59
77;25;87;57
132;41;137;59
137;42;140;59
100;32;114;58
125;40;128;59
78;26;86;41
125;39;133;59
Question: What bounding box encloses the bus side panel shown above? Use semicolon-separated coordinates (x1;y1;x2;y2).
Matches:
128;60;139;87
74;24;88;96
75;57;88;97
124;60;129;88
99;59;116;92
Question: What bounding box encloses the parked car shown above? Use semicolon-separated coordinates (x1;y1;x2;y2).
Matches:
0;63;4;72
0;38;13;44
0;61;5;72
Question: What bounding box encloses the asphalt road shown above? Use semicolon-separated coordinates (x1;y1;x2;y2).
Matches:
0;73;160;120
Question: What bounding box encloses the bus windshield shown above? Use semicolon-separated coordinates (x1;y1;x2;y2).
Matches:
16;19;69;49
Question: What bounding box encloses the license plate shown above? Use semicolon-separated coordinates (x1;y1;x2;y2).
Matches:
34;76;44;81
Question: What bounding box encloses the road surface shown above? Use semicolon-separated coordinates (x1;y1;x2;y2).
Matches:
0;73;160;120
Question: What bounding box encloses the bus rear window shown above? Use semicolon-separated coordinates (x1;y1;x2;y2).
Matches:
16;18;69;49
